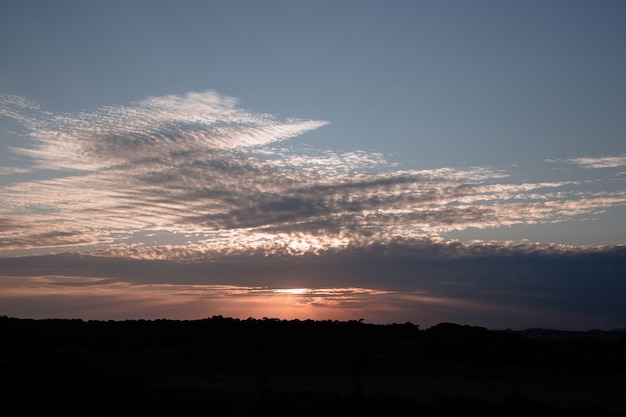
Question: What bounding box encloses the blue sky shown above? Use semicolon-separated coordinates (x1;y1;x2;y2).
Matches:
1;1;625;329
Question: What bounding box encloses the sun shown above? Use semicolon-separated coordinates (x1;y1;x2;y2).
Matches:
273;288;310;295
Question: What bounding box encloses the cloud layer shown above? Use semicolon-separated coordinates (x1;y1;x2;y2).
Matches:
2;91;626;259
2;91;328;170
1;243;625;329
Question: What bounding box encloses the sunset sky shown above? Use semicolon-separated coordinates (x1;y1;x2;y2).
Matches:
1;1;625;330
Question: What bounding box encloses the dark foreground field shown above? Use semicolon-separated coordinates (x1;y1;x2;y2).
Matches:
1;316;625;416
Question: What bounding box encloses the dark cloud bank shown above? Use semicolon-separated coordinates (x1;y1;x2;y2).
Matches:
2;242;624;330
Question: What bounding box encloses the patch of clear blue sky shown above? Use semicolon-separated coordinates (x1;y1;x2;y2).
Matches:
1;0;625;170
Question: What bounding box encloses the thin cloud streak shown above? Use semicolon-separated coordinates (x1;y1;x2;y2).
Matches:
0;167;31;175
568;155;626;169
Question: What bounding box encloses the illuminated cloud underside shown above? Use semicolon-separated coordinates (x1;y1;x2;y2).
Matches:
1;91;626;257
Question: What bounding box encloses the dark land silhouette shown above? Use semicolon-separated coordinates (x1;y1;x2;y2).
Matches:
1;315;625;416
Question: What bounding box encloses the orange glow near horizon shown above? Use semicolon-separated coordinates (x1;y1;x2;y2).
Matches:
1;274;592;329
0;275;402;322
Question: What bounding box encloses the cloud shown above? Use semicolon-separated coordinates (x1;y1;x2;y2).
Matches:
2;92;626;257
1;242;625;329
568;155;626;169
1;91;329;171
0;167;31;175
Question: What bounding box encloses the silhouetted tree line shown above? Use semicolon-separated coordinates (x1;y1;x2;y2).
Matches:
0;316;419;347
1;316;625;416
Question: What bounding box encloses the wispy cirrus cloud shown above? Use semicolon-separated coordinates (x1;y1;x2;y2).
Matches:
567;155;626;169
0;166;31;175
547;155;626;169
1;91;626;257
2;91;328;171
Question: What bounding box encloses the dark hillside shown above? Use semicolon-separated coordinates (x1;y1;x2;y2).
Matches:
1;316;625;416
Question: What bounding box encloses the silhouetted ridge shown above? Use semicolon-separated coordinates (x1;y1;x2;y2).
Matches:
1;316;625;416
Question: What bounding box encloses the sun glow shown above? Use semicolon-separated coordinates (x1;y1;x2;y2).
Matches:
273;288;310;295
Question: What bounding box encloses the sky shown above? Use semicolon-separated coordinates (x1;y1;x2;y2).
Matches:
1;1;625;330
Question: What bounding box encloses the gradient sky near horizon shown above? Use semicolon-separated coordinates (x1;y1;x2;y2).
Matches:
1;1;626;330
